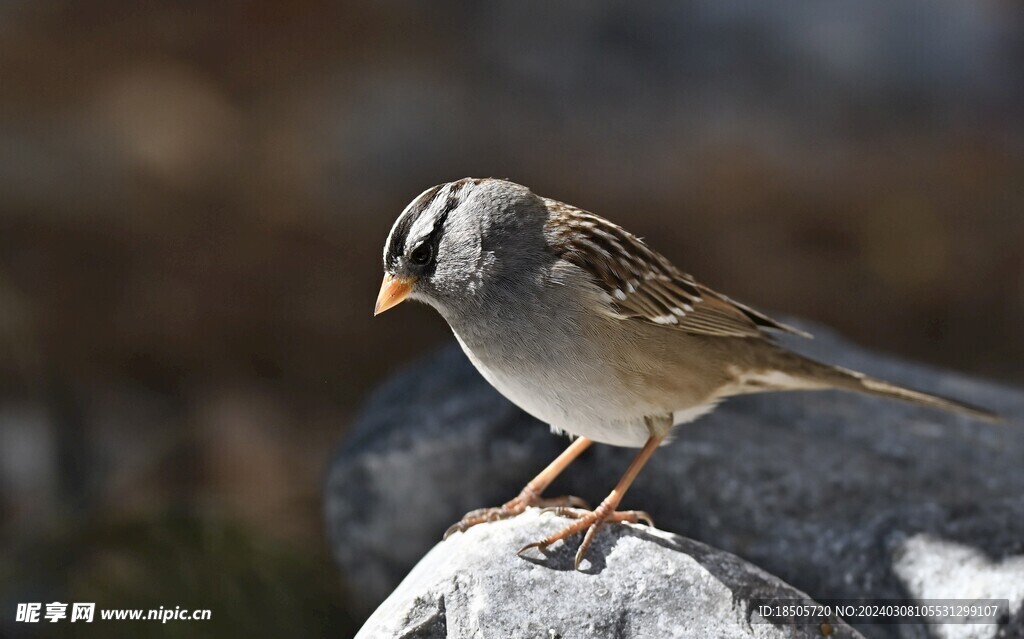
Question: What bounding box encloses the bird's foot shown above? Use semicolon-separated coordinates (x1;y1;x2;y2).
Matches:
518;505;654;570
443;490;589;539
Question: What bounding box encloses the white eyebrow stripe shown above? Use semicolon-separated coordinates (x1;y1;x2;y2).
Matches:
406;214;438;248
406;193;448;246
384;184;442;263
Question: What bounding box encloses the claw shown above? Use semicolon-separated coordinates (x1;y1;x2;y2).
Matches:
575;520;604;569
443;493;590;540
518;507;656;570
442;522;465;540
517;434;664;570
443;509;504;539
517;540;549;557
632;511;654;527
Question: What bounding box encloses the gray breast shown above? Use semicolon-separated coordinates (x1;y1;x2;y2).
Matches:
440;267;679;447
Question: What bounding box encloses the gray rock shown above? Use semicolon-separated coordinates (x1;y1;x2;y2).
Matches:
327;322;1024;638
354;509;864;639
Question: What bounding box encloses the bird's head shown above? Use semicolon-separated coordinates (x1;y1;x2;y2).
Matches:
375;178;550;317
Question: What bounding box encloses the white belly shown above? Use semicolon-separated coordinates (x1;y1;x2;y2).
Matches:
452;330;713;448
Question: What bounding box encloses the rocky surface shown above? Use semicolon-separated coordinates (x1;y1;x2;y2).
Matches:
354;509;863;639
327;322;1024;638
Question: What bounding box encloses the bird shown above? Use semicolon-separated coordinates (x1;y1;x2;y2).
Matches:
374;177;997;569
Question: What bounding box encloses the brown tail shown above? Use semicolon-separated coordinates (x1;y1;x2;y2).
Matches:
769;351;1001;422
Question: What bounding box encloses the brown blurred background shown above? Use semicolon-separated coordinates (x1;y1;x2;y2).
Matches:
1;1;1023;636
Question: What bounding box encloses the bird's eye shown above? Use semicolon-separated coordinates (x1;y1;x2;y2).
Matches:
409;244;433;266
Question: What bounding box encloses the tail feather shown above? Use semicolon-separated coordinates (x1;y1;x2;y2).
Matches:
843;369;999;421
755;352;1001;422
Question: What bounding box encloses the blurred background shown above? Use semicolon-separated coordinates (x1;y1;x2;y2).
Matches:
1;1;1022;636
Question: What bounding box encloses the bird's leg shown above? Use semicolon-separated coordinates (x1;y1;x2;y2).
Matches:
444;437;593;538
519;435;663;570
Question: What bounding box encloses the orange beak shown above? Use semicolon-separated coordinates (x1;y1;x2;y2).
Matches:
374;273;414;316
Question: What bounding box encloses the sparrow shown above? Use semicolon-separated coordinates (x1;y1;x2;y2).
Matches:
375;177;996;569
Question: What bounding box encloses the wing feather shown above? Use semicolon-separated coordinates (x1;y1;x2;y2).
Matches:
543;198;810;339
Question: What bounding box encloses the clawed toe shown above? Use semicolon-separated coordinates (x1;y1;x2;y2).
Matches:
519;506;656;570
516;540;549;557
539;506;653;527
538;505;590;518
628;510;655;527
443;506;515;539
443;493;590;539
536;495;590;510
443;520;472;539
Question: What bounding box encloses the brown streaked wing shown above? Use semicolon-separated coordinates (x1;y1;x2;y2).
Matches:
543;198;810;339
